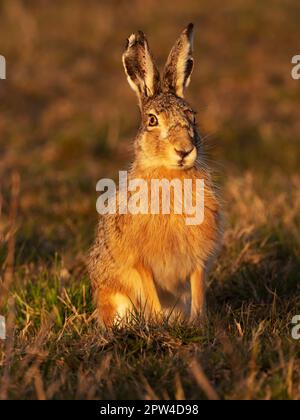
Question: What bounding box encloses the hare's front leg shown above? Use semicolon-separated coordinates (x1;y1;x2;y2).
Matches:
96;286;134;328
190;268;207;322
135;262;161;317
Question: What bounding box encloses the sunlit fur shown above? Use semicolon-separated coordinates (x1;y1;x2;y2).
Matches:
135;93;198;170
88;25;223;327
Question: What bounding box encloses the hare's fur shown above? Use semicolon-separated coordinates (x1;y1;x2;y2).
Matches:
88;25;222;326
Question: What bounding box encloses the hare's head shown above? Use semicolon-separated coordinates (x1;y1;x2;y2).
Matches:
123;24;201;171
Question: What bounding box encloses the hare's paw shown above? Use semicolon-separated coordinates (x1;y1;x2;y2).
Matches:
189;309;208;325
97;290;133;328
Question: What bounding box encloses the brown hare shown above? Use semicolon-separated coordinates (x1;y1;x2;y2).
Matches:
88;24;222;327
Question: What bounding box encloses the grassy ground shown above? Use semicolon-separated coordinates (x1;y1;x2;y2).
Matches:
0;0;300;399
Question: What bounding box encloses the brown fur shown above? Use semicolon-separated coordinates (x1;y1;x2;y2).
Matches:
88;24;223;327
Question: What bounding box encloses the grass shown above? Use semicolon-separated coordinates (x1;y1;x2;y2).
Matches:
1;0;300;400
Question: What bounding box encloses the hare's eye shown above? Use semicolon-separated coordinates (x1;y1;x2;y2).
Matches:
148;114;158;127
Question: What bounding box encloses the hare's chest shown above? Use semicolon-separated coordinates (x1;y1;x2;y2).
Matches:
130;214;202;291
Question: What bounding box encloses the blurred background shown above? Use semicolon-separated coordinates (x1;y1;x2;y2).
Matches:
0;0;299;260
0;0;300;400
0;0;299;291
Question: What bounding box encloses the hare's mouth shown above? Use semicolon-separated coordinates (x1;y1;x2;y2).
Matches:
177;161;195;170
178;160;187;168
169;160;195;170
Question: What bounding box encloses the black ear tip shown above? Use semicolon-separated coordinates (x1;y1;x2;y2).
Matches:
186;23;194;34
137;30;146;42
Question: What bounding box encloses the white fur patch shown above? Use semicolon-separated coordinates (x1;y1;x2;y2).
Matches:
176;41;193;97
144;42;156;96
113;293;132;319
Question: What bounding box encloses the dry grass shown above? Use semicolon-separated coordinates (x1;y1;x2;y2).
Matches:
0;0;300;400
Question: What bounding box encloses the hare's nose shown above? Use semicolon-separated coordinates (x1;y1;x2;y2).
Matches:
175;147;194;159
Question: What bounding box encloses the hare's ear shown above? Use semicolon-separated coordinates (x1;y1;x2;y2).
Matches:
163;23;194;98
122;31;160;104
